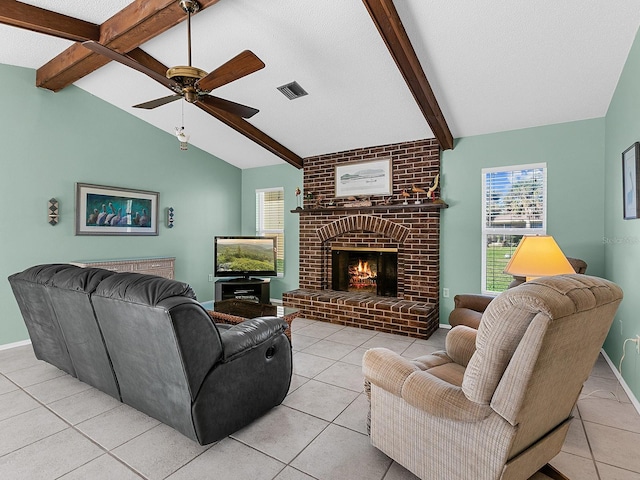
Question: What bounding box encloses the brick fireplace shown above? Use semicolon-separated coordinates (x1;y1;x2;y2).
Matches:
283;138;444;339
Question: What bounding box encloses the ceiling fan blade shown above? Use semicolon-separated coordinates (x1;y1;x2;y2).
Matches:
197;95;259;119
82;41;179;90
196;50;265;92
133;94;183;110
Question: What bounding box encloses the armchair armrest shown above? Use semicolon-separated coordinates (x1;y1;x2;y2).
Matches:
402;371;493;422
446;326;477;367
219;316;288;361
453;294;495;312
364;347;492;423
363;348;420;396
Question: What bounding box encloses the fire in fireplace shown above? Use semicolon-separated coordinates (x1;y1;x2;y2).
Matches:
331;248;398;297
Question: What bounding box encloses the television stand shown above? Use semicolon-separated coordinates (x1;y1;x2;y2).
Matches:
214;278;270;304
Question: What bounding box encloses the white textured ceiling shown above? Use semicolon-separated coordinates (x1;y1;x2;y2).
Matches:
2;1;639;168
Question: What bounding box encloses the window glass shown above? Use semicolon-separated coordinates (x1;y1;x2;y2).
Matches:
481;164;546;293
256;188;284;276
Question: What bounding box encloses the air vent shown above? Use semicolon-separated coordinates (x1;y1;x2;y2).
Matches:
277;81;308;100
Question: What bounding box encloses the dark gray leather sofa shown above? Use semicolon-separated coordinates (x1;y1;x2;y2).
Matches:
8;264;292;445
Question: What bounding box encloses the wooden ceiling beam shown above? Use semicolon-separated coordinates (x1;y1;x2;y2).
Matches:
362;0;454;150
197;102;304;169
35;0;222;92
0;0;99;42
125;51;305;169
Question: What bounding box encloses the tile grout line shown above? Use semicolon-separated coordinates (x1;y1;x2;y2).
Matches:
2;371;150;479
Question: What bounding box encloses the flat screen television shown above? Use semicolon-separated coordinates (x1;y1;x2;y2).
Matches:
214;236;277;279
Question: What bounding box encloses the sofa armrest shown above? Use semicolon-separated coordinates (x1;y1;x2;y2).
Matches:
219;316;288;361
446;326;477;367
453;294;495;312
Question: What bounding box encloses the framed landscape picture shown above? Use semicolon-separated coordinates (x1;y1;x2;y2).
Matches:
335;159;392;197
622;143;640;220
75;183;159;236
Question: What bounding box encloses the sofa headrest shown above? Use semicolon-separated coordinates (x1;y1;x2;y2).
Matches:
94;272;197;306
49;267;116;293
8;264;81;285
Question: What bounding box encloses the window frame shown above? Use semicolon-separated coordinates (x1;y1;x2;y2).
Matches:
481;163;547;294
256;187;285;278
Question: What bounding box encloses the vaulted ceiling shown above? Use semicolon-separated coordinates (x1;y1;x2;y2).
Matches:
2;0;639;169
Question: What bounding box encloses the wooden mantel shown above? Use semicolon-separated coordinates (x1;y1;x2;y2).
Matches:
291;202;448;214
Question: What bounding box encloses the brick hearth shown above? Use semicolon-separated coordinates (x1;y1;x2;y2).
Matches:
283;138;443;339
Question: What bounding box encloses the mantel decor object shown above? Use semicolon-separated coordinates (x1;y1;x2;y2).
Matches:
75;183;159;236
622;142;640;220
335;159;392;197
295;187;302;210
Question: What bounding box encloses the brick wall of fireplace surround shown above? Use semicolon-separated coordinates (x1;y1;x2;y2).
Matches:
283;138;443;339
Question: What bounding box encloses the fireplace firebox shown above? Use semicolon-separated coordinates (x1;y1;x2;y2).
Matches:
331;248;398;297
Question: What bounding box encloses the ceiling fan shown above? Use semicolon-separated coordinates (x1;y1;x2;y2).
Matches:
82;0;265;119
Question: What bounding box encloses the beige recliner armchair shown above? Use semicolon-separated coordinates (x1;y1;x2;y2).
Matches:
363;274;622;480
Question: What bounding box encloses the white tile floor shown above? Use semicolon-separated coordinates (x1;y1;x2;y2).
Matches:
0;318;639;479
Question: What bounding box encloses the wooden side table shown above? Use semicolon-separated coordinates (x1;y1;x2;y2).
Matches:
205;299;298;341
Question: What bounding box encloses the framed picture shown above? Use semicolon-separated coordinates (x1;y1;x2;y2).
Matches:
335;159;392;197
75;183;159;236
622;143;640;220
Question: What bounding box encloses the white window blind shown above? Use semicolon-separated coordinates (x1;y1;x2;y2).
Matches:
256;188;284;276
481;163;546;293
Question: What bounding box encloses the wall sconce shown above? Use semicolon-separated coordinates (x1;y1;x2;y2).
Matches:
48;198;59;226
166;207;175;228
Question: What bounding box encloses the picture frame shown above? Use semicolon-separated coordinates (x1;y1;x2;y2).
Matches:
622;143;640;220
335;158;392;197
75;183;159;236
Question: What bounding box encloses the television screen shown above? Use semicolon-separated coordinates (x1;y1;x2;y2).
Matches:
214;236;277;278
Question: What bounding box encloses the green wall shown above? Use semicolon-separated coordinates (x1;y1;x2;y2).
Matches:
0;64;242;345
440;118;606;321
241;164;303;299
603;27;640;400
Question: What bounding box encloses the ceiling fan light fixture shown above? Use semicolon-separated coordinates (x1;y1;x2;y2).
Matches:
277;81;308;100
175;126;190;151
179;0;200;14
166;66;207;82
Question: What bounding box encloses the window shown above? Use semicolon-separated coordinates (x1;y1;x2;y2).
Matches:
256;188;284;276
482;163;546;293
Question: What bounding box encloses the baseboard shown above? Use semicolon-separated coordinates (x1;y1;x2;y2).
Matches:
600;348;640;416
439;323;452;329
0;339;31;351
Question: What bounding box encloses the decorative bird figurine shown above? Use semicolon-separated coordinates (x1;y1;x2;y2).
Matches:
105;202;116;224
400;189;410;205
139;208;149;227
96;204;108;225
412;185;426;204
87;208;99;225
110;208;122;226
427;174;440;200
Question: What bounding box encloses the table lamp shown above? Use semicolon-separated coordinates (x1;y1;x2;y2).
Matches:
504;235;575;282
